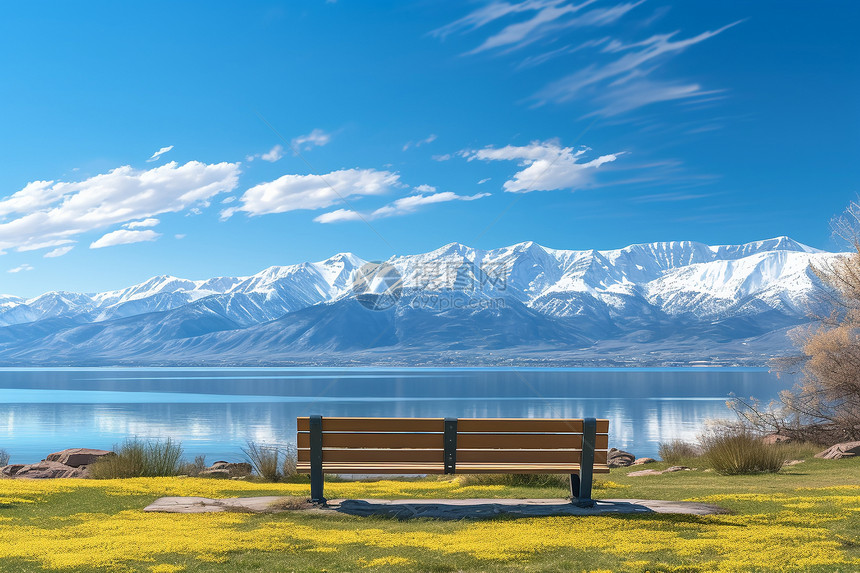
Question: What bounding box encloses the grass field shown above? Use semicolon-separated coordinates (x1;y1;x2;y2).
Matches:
0;457;858;572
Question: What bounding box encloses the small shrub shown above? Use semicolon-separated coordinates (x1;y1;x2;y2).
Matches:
243;441;281;482
144;438;184;476
658;440;701;465
269;496;313;511
90;441;144;479
90;438;183;479
180;455;207;477
701;429;785;475
772;441;820;461
0;449;9;466
281;444;297;480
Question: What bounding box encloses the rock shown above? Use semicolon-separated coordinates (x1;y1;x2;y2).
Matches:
627;469;663;477
607;448;635;468
202;461;252;477
6;461;86;479
632;457;657;465
1;464;26;477
45;448;114;468
198;469;231;479
664;466;691;473
627;466;691;477
814;441;860;460
762;433;793;445
144;496;730;517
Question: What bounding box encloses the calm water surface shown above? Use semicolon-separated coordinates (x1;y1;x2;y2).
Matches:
0;368;792;462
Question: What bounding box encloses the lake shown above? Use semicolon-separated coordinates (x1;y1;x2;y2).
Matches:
0;367;792;464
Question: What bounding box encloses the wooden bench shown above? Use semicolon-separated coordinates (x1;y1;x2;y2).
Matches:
297;416;610;506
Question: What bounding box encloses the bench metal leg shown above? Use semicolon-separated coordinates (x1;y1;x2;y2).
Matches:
569;473;580;498
309;415;326;505
573;417;596;507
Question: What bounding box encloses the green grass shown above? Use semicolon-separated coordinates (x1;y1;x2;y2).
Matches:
0;458;857;572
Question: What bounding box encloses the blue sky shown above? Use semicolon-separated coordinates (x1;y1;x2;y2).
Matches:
0;1;857;297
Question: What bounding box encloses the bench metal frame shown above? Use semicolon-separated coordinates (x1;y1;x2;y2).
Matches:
301;415;607;507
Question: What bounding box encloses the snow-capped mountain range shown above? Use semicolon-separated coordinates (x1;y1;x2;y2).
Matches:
0;237;841;366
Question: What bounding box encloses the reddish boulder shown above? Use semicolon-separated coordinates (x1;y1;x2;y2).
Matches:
607;448;635;468
762;434;793;445
815;441;860;460
5;461;86;479
45;448;114;468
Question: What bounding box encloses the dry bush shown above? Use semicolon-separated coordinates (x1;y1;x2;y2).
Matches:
269;496;314;511
243;441;281;482
281;444;297;480
0;449;9;466
658;440;701;465
90;439;183;479
180;455;207;477
700;429;784;475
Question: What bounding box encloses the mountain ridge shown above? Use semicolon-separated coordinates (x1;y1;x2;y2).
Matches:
0;237;842;366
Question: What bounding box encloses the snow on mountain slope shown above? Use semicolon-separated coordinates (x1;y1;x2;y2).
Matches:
0;237;840;332
645;250;836;318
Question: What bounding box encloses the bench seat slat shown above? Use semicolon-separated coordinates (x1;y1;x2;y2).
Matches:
298;448;608;464
456;433;609;450
297;463;447;474
297;432;444;450
298;417;443;432
299;449;444;463
296;462;611;474
297;432;609;451
457;418;609;434
298;417;609;434
457;449;608;464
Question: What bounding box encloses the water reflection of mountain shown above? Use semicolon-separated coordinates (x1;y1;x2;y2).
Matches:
0;369;792;461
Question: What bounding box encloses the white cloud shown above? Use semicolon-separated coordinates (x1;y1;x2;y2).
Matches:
174;234;186;240
533;22;741;114
260;144;284;162
222;168;399;219
146;145;174;162
403;134;437;151
90;229;162;249
44;245;74;258
246;130;331;163
463;140;618;193
313;209;364;224
478;178;491;184
292;129;331;151
16;239;75;253
434;1;739;117
0;161;240;254
315;191;490;224
432;1;641;55
124;218;160;229
414;184;437;193
431;1;551;40
590;78;721;117
432;154;452;162
516;37;609;69
7;263;33;273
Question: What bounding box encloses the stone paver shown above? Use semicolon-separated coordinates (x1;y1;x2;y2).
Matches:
144;496;728;518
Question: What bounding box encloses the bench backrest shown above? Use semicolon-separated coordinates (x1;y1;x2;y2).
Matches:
297;416;609;471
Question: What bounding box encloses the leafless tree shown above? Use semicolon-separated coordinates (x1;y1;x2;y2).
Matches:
730;199;860;443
